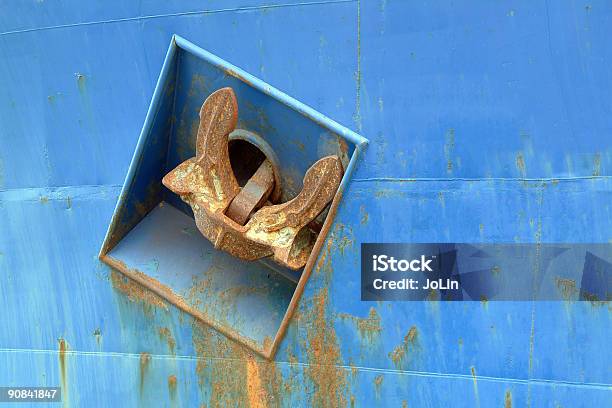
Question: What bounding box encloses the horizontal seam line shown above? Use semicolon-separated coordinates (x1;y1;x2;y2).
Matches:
0;184;122;194
0;0;355;36
0;348;609;389
353;176;612;182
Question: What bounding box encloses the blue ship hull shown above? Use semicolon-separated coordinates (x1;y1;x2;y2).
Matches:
1;1;610;406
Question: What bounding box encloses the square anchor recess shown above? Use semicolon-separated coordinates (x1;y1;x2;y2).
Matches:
99;35;367;358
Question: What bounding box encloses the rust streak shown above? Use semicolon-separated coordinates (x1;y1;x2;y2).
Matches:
304;288;347;408
158;327;176;355
58;338;68;406
246;356;267;408
373;375;383;399
339;307;382;342
168;375;177;401
139;352;151;395
388;326;419;368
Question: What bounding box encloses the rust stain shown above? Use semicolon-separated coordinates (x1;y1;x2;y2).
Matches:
93;328;102;347
438;191;445;208
225;68;253;86
516;153;526;177
349;362;358;379
373;375;383;399
592;152;601;176
444;128;455;174
304;288;347;408
190;320;260;407
339;307;382;342
168;375;177;401
110;269;168;311
292;139;305;152
139;352;151;395
359;205;369;225
106;256;268;358
158;327;176;354
555;277;577;300
471;366;480;408
188;74;210;98
246;356;267;408
58;338;68;406
262;337;273;355
192;319;284;407
336;236;353;256
316;233;335;276
75;72;86;93
388;326;419;368
40;196;49;204
505;389;512;408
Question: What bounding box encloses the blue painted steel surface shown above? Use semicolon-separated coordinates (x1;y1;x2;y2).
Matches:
0;1;610;407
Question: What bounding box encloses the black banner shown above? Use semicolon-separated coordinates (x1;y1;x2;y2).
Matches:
361;243;612;301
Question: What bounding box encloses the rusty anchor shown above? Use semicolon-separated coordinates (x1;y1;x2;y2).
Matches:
162;87;343;270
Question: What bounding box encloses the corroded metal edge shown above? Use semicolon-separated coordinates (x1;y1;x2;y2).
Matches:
100;255;270;359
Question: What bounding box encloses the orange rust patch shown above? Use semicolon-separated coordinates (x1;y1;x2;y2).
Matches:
168;375;177;400
246;356;267;408
505;389;512;408
304;288;348;408
388;326;419;368
158;327;176;354
338;307;382;342
191;319;284;408
110;269;168;311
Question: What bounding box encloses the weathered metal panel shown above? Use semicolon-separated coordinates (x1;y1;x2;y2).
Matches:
1;1;610;407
